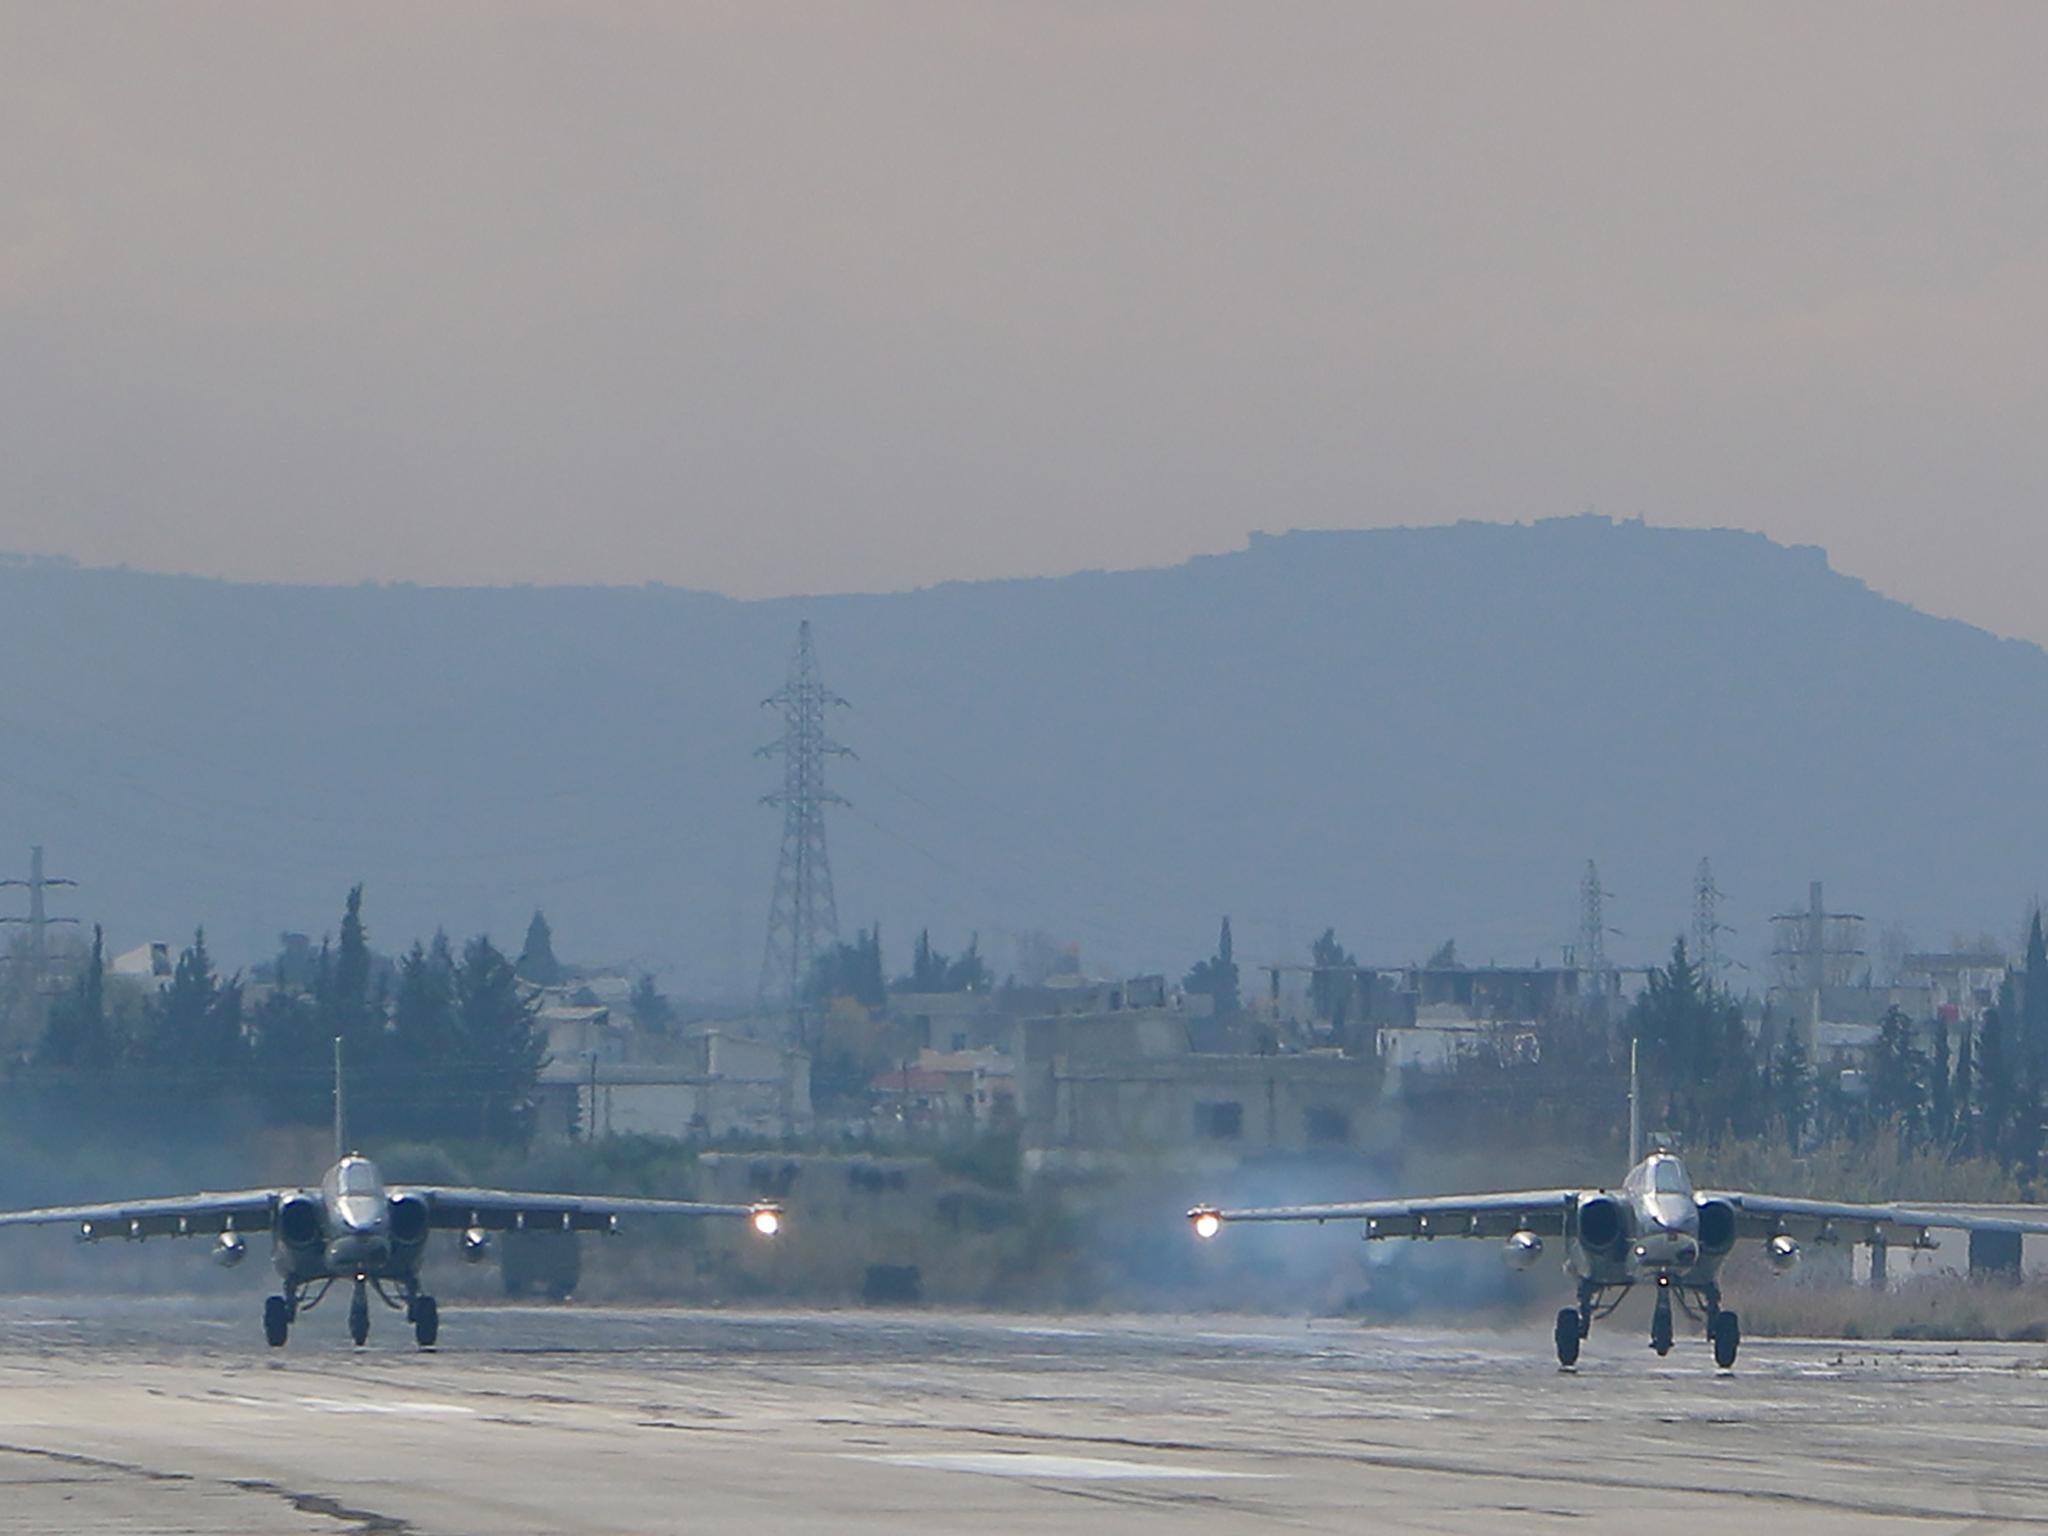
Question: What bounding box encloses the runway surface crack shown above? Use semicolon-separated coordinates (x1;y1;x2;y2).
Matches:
231;1478;417;1535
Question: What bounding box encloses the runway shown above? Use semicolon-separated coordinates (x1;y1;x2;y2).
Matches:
2;1297;2047;1533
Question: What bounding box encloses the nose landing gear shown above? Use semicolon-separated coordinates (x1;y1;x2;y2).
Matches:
348;1280;371;1347
1649;1279;1674;1356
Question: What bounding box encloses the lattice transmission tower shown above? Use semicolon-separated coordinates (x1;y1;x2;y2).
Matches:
756;621;853;1023
1692;857;1729;987
1580;860;1613;1005
0;844;79;988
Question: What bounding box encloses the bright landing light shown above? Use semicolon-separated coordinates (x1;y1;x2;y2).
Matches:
1192;1211;1222;1240
751;1207;782;1238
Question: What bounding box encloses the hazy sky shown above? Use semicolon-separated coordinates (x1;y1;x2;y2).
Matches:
4;4;2046;640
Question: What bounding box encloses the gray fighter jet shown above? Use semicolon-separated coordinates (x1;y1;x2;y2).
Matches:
1188;1057;2048;1368
0;1044;782;1349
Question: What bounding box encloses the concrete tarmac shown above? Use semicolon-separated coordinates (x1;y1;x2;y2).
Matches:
2;1296;2048;1533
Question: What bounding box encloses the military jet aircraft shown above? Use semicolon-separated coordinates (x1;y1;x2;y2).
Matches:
0;1044;782;1349
1188;1055;2048;1368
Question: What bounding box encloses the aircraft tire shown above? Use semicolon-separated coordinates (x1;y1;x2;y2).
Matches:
263;1296;290;1349
1553;1307;1581;1367
1651;1302;1673;1357
413;1295;439;1349
1712;1310;1739;1369
348;1286;370;1347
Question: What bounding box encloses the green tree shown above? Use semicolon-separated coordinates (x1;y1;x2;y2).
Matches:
250;984;329;1127
1868;1004;1930;1149
388;933;459;1138
1309;928;1358;1028
1930;1014;1953;1150
454;934;547;1146
629;973;675;1034
1425;938;1460;970
1183;917;1241;1018
1769;1028;1814;1152
804;927;886;1011
908;929;948;991
944;934;991;993
516;910;565;986
2018;912;2048;1173
1627;938;1759;1147
315;886;381;1061
1952;1022;1976;1155
37;925;111;1075
1978;1003;2013;1166
148;927;245;1081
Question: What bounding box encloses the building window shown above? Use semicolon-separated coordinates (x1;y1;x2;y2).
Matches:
951;1031;968;1051
1305;1106;1350;1144
1194;1101;1244;1141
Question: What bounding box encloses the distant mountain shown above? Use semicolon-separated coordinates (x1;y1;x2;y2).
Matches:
1;517;2041;995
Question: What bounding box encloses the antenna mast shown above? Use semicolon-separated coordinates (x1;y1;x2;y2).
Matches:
756;621;853;1039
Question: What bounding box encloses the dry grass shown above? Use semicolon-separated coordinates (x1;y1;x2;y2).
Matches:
1735;1276;2048;1342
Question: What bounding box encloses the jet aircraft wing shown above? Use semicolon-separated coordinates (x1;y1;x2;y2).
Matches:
0;1189;281;1241
403;1186;777;1235
1705;1191;2048;1246
1189;1189;1581;1238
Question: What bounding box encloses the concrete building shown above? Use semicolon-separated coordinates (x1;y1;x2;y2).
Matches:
536;1030;810;1143
1900;950;2007;1026
868;1048;1017;1132
110;941;173;990
1015;1005;1376;1168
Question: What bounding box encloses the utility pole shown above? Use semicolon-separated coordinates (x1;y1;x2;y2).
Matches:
756;620;853;1044
0;845;80;986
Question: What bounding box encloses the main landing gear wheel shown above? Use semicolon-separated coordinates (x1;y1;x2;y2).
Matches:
263;1295;290;1349
348;1281;370;1347
1554;1307;1581;1367
411;1295;439;1349
1650;1291;1674;1357
1711;1309;1740;1369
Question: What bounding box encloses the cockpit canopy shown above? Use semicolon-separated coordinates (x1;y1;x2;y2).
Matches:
1638;1154;1693;1196
334;1157;384;1199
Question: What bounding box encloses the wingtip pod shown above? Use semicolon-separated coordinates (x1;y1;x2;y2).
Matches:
1189;1207;1223;1240
749;1203;782;1239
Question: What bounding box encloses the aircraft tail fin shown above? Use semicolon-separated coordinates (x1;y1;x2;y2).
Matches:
333;1035;346;1162
1627;1034;1642;1166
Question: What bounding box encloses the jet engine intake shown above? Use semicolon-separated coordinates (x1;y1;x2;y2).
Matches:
460;1226;493;1263
211;1231;247;1268
1502;1229;1544;1271
1767;1234;1801;1273
276;1195;323;1250
1576;1195;1627;1257
1696;1197;1738;1258
388;1193;430;1246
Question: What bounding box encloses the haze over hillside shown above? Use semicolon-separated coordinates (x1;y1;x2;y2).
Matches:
0;516;2037;994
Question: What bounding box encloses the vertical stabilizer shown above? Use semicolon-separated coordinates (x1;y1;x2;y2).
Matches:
1628;1035;1642;1167
333;1036;346;1162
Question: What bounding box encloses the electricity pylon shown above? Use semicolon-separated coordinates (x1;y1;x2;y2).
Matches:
756;621;853;1033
